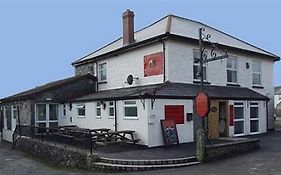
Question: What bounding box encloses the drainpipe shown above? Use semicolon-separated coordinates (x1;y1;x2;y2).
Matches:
114;101;117;132
93;61;99;91
159;40;166;82
266;101;269;131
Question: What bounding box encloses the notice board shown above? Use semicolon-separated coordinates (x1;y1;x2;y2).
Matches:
161;120;179;145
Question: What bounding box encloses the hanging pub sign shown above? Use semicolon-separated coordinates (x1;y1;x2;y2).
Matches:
194;91;210;118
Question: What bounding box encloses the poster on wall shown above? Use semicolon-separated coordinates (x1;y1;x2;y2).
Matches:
144;52;163;77
161;120;179;145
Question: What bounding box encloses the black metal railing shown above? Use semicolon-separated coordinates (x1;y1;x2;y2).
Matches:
12;124;96;154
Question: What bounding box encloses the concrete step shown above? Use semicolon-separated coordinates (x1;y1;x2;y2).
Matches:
93;161;200;172
98;156;198;165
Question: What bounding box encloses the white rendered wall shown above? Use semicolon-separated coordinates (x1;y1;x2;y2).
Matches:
147;99;194;147
97;42;164;91
166;39;275;129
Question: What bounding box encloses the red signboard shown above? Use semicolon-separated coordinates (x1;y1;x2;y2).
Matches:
144;52;163;77
194;92;210;118
165;105;184;124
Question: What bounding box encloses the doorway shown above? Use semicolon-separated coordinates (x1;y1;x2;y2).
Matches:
35;104;59;132
219;102;227;137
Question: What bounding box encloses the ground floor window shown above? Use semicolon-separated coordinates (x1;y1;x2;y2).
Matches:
4;106;12;130
124;101;138;118
108;101;115;119
250;102;259;133
234;102;245;135
35;104;59;130
77;104;86;117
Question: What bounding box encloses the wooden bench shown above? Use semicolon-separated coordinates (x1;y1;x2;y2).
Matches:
95;130;140;144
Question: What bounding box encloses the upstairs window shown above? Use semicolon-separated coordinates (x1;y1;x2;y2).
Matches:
77;104;85;117
96;102;101;118
193;49;206;81
227;57;238;83
252;60;261;86
99;63;107;82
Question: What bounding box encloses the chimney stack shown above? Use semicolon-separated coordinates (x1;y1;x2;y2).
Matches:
122;9;135;45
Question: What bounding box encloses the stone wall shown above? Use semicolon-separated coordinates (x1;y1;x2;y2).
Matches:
205;139;260;162
15;137;97;170
75;63;95;76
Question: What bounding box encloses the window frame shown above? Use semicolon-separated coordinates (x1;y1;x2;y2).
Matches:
77;103;86;118
108;101;115;119
250;101;259;134
124;100;138;119
193;49;207;81
62;104;67;118
252;60;262;86
98;62;107;82
226;56;238;84
233;101;245;136
96;102;102;118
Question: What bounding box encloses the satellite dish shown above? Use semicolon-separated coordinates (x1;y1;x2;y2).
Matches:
127;74;134;85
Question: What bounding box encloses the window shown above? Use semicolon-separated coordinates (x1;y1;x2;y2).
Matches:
124;101;138;118
109;101;115;119
193;49;207;81
96;102;101;118
227;57;238;83
234;102;244;135
252;60;261;85
77;104;85;117
4;106;12;130
12;105;18;119
99;63;107;82
250;102;259;133
62;104;67;117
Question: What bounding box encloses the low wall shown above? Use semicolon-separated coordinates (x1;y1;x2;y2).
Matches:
205;139;260;162
15;137;97;170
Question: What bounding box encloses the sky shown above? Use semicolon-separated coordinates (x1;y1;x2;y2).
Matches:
0;0;280;98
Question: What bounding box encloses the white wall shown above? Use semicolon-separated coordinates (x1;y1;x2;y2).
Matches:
166;39;275;129
147;99;194;147
59;100;149;146
97;42;164;91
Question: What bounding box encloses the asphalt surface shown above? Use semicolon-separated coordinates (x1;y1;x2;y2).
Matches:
1;131;281;175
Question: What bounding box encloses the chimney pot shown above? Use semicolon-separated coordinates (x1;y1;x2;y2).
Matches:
122;9;135;45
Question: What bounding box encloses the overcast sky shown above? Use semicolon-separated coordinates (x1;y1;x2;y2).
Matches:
0;0;280;98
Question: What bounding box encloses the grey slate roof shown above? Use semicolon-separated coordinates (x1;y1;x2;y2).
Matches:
71;81;269;102
72;15;279;65
1;73;97;102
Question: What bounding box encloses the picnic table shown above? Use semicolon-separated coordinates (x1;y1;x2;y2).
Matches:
95;130;140;144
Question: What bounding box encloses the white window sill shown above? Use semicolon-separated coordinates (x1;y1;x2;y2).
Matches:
96;116;102;119
108;116;115;119
77;116;86;118
124;117;138;120
234;133;245;137
249;132;260;135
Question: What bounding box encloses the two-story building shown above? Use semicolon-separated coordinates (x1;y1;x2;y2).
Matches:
1;10;279;147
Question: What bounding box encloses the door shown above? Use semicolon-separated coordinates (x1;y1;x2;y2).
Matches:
35;104;59;132
208;100;219;139
219;102;227;137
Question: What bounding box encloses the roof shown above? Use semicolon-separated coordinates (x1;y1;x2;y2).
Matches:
71;81;269;102
1;73;96;102
72;15;280;65
275;86;281;95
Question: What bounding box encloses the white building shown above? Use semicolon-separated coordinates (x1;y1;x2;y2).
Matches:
1;10;279;146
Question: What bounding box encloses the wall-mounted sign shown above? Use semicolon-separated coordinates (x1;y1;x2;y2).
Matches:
194;91;210;118
210;106;217;113
144;52;163;77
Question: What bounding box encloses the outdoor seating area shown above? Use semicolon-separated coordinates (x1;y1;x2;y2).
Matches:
13;124;141;154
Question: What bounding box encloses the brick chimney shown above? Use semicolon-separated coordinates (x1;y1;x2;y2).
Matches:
122;9;135;45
